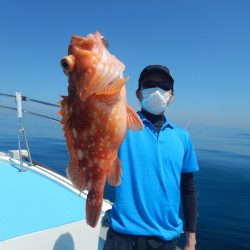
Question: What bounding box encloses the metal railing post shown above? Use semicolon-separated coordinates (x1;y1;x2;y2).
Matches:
16;92;33;171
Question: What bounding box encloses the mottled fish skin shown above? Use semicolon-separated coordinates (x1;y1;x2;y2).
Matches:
59;32;143;227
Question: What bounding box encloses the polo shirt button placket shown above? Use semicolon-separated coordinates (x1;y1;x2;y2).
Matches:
152;127;158;138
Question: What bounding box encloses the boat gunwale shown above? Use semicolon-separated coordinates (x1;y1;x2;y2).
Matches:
0;153;113;210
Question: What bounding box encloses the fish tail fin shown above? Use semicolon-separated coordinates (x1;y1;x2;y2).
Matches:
67;161;87;191
86;190;104;227
107;158;122;186
127;105;144;130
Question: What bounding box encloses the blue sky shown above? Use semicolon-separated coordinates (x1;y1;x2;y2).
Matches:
0;0;249;128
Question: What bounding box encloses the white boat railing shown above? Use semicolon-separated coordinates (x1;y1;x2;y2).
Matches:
16;92;33;170
0;92;61;122
0;92;61;171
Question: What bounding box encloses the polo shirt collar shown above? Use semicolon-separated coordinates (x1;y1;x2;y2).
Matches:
138;111;174;129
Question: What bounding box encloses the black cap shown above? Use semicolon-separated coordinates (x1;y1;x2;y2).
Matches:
138;65;174;89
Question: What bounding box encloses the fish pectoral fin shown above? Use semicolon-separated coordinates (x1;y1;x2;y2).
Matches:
96;78;127;96
127;105;144;130
107;158;122;186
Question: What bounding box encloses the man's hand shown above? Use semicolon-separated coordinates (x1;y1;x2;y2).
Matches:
184;245;195;250
184;232;196;250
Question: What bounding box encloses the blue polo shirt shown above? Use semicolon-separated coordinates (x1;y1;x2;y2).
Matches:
110;112;199;240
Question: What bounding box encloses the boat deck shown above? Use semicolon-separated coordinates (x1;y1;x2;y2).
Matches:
0;157;85;241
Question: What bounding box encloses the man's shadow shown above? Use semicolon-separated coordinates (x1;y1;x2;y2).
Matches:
53;233;75;250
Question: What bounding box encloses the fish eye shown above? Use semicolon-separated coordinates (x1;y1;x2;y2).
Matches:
61;61;68;69
61;55;75;75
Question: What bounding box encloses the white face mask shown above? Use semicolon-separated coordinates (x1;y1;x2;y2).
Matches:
140;87;172;115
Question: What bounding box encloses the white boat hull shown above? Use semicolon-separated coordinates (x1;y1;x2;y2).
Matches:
0;151;111;250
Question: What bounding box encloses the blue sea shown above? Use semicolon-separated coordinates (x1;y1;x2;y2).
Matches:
0;106;250;250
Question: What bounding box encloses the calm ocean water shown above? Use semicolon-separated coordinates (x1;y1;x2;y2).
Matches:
0;108;250;250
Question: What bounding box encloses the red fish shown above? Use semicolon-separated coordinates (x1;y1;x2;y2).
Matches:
59;32;143;227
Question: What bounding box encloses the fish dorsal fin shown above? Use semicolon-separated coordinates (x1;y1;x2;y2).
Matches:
127;105;144;130
96;78;127;96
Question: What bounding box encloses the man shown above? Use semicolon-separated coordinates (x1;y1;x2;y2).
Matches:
104;65;199;250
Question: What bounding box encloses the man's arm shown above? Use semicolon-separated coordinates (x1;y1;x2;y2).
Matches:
181;172;197;249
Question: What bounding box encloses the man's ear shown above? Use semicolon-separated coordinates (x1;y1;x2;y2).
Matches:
136;89;142;101
168;91;175;105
